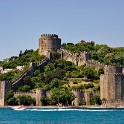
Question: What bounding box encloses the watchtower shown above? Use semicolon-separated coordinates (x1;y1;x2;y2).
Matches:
39;34;61;57
100;65;124;102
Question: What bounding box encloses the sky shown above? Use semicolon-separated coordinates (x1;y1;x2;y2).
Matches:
0;0;124;60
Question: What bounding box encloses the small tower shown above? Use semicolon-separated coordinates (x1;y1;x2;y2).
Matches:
39;34;61;57
100;65;124;102
72;89;84;106
0;81;12;106
36;88;46;106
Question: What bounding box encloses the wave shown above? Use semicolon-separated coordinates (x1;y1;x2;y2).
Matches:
26;108;124;112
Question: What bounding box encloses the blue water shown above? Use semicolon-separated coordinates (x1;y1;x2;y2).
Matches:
0;108;124;124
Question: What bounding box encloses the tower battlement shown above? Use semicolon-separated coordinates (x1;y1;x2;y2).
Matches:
104;66;123;74
41;34;58;38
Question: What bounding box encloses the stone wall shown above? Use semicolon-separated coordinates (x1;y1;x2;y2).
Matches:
14;88;46;106
60;48;104;70
60;48;91;66
12;58;49;90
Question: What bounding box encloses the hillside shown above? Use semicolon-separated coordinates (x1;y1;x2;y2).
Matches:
1;41;124;106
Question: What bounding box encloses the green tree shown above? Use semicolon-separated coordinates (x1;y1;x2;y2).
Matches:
16;95;36;105
51;87;75;106
90;95;102;105
18;85;31;92
41;96;50;106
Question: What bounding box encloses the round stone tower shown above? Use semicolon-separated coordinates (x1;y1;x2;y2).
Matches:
100;65;124;102
39;34;61;56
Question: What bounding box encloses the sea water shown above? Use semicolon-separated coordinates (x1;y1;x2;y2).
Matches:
0;108;124;124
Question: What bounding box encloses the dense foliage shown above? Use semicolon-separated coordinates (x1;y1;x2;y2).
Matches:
0;49;45;81
62;42;124;66
0;49;45;68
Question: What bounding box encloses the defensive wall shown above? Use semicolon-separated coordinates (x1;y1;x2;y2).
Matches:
0;80;47;106
14;88;46;106
12;58;49;89
60;48;104;70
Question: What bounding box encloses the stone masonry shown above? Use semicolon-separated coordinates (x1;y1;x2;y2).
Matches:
100;65;124;102
39;34;61;56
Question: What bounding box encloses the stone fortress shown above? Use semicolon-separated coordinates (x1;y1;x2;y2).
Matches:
0;33;124;107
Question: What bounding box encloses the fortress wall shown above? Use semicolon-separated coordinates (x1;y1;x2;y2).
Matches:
14;89;46;106
60;48;104;70
12;67;33;89
86;60;104;71
14;92;36;98
12;58;49;90
60;49;91;66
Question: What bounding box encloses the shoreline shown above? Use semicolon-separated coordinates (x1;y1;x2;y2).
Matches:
1;105;124;109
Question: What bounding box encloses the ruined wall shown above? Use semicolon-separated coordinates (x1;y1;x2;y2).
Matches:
86;60;104;70
60;48;104;70
60;48;90;66
14;88;46;106
39;34;61;56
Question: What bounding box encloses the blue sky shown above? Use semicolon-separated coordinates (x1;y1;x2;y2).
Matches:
0;0;124;60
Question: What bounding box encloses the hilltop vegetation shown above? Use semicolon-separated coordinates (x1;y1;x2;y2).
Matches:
62;42;124;66
0;49;45;68
0;49;45;81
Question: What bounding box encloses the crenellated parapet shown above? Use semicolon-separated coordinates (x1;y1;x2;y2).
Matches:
14;92;36;98
104;65;123;74
86;60;104;70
